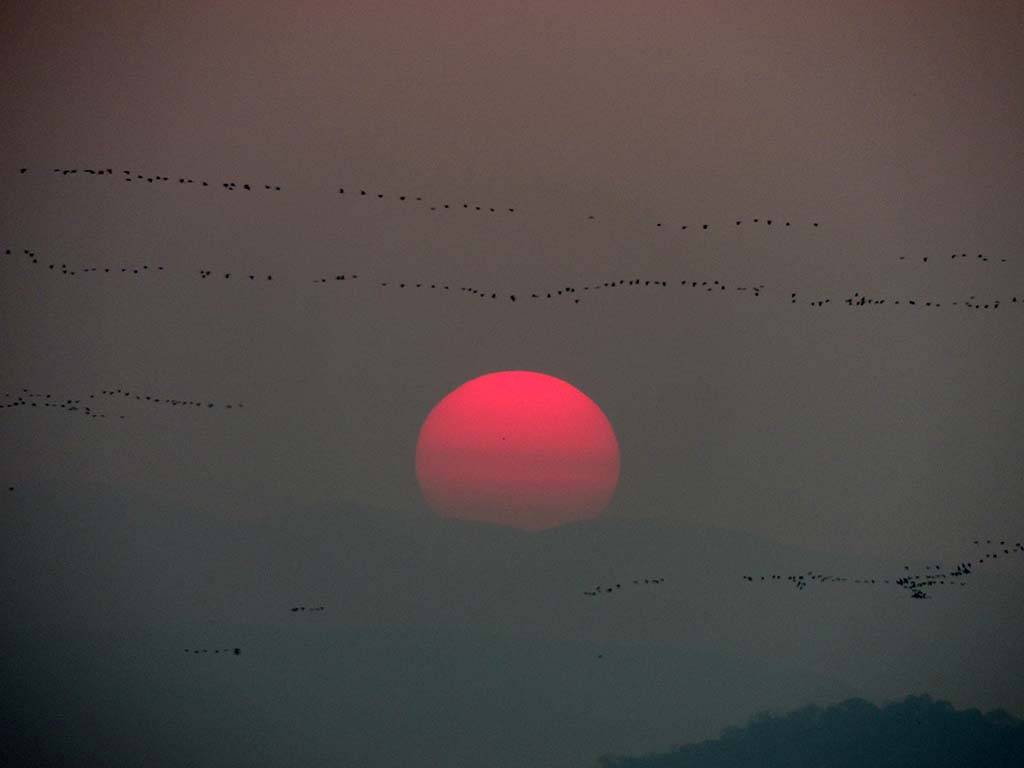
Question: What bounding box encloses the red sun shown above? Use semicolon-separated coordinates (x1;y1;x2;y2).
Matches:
415;371;620;531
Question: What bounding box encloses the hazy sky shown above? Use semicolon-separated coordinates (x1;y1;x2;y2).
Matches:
2;2;1023;765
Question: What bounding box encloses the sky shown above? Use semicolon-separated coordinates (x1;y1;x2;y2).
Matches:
2;2;1023;766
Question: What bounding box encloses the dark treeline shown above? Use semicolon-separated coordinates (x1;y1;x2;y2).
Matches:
598;695;1024;768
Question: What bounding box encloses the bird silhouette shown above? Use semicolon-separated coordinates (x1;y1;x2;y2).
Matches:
743;537;1024;601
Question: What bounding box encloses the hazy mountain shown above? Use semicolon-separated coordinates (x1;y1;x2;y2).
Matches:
2;484;1022;767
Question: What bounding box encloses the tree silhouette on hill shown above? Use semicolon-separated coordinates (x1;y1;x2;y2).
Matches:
598;695;1024;768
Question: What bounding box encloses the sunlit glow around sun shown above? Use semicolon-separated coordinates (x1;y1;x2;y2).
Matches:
415;370;620;531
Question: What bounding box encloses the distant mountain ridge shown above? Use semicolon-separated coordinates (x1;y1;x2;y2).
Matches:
2;483;1023;766
599;695;1024;768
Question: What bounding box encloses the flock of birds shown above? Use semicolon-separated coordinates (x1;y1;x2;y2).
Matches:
25;167;281;193
18;165;831;230
4;166;1018;308
2;389;114;419
574;537;1022;660
7;162;1023;661
3;243;769;305
15;165;1015;275
580;539;1024;607
583;577;666;596
313;273;767;304
94;388;244;410
901;252;1006;263
742;538;1024;600
1;387;243;421
180;607;325;656
5;464;1021;661
23;165;514;215
5;242;1019;312
801;290;1020;311
3;245;169;279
